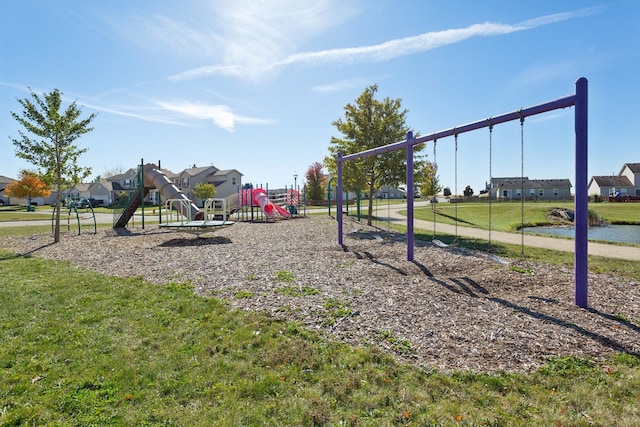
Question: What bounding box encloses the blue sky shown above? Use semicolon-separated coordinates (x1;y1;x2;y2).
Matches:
2;0;639;193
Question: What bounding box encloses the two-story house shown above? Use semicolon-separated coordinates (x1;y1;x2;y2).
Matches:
174;165;242;206
105;164;242;207
588;163;640;198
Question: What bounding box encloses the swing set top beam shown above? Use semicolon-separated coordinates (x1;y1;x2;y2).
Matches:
340;93;576;162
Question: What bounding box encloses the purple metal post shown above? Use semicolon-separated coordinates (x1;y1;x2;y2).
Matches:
406;132;415;261
574;77;589;307
337;152;343;246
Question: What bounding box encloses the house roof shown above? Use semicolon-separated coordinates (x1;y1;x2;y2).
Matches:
183;166;218;176
73;183;92;192
213;169;243;176
590;176;634;187
0;175;15;184
491;177;572;189
621;163;640;174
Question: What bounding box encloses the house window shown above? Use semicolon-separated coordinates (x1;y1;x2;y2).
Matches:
538;188;544;197
502;190;509;198
124;179;131;187
231;177;236;185
529;189;535;197
553;188;559;197
182;177;189;187
515;189;522;198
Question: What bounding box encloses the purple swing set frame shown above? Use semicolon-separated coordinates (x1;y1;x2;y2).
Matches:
336;78;588;307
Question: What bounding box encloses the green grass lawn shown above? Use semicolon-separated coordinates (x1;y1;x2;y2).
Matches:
413;201;640;232
1;249;639;426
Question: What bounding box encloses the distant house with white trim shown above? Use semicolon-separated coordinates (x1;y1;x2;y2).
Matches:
490;177;572;201
588;163;640;198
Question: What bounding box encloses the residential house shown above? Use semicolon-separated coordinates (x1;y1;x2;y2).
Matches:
375;185;406;199
588;163;640;198
490;177;572;201
174;166;242;206
105;164;242;207
0;175;15;205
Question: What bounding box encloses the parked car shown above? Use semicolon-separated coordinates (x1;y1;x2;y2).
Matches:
78;198;103;208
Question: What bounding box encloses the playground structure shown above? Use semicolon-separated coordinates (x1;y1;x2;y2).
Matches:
51;195;97;235
336;78;589;308
112;160;304;230
235;185;306;222
113;162;202;229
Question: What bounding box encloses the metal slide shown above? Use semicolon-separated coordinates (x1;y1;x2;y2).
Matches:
113;163;202;228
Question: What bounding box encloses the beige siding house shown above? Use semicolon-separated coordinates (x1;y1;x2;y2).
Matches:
174;166;242;206
588;163;640;198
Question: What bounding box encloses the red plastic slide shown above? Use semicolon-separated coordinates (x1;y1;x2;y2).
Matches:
241;188;290;218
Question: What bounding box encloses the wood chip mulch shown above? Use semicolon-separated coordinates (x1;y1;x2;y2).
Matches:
2;215;638;373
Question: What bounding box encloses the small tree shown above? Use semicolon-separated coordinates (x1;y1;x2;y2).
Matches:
325;84;425;225
4;170;51;207
419;161;442;201
305;162;327;202
11;88;95;242
463;185;474;198
192;182;216;202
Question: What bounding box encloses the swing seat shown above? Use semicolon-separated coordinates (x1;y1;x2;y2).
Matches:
432;239;448;247
488;253;510;264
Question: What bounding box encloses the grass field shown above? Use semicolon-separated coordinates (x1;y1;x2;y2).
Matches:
1;250;639;426
413;201;640;232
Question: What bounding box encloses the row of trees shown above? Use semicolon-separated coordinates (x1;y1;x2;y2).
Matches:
324;84;450;225
294;84;467;220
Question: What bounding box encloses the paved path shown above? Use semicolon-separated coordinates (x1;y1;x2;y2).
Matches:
371;201;640;262
0;212;117;228
4;206;640;261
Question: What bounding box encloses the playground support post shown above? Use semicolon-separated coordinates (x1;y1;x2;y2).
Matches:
337;77;588;307
406;132;414;260
574;77;588;308
327;177;335;217
337;153;343;245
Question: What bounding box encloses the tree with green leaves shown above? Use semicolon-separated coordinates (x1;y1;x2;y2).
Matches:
305;162;327;202
325;85;424;225
192;182;217;203
419;161;442;206
11;88;96;242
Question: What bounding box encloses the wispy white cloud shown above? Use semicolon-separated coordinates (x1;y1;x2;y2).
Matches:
155;100;275;132
311;76;386;93
79;100;190;127
281;22;519;67
165;0;361;81
169;6;598;82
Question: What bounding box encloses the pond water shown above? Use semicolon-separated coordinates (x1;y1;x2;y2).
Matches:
523;224;640;245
